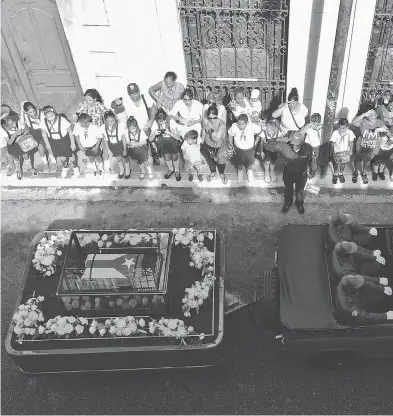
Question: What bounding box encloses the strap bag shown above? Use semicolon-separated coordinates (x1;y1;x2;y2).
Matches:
288;106;301;131
17;133;38;153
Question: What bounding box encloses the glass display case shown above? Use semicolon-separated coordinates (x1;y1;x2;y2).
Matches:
56;230;173;316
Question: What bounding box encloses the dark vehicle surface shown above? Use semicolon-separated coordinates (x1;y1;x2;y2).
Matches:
259;224;393;362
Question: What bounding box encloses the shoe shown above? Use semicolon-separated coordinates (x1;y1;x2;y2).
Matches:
188;173;194;181
93;171;97;177
31;168;38;176
73;167;80;178
17;171;22;180
247;169;254;182
125;173;131;179
339;174;345;183
153;157;160;166
237;169;244;184
139;173;145;180
207;172;218;182
352;173;358;183
332;175;338;184
147;172;154;180
372;172;378;181
118;173;124;179
197;174;203;182
43;164;49;173
378;172;385;180
61;167;68;178
270;171;277;182
6;167;14;176
220;174;228;184
281;204;291;214
361;173;368;184
175;171;181;181
49;162;58;173
296;203;305;214
98;170;103;176
164;170;174;179
264;172;271;183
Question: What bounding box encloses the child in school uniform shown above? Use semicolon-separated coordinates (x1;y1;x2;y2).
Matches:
100;110;130;179
122;116;154;180
301;112;323;170
250;89;262;115
1;112;37;180
330;118;356;184
181;129;204;182
40;106;79;178
73;113;104;176
1;104;16;175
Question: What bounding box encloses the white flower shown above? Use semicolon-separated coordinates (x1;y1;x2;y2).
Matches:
178;228;186;235
168;320;178;330
38;325;45;334
173;228;178;234
89;326;96;335
114;235;120;243
197;234;205;242
101;234;108;241
99;328;106;336
75;325;84;334
138;318;145;327
57;250;62;256
199;333;205;340
123;327;132;336
184;311;191;318
14;327;23;335
106;241;112;248
181;237;190;245
109;326;117;335
97;240;104;248
208;232;214;240
188;326;194;332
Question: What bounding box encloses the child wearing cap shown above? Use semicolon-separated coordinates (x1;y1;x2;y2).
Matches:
40;105;79;178
329;118;355;184
249;89;262;115
228;88;253;123
332;241;385;280
328;212;378;248
181;130;204;182
73;113;105;176
122;116;154;180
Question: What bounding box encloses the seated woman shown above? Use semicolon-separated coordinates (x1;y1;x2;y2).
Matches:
335;274;393;325
331;241;385;280
328;213;378;248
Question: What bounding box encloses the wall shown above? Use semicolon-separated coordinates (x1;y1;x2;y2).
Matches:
56;0;187;106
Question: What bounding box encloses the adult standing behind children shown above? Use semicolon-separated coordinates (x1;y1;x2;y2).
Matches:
72;89;109;127
149;71;185;113
272;88;308;136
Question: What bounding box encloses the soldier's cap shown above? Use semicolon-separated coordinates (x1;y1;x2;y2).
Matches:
345;274;365;289
333;213;354;226
127;83;140;95
290;131;304;145
335;241;358;254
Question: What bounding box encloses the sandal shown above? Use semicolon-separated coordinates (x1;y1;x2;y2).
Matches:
352;172;358;183
147;172;154;180
17;171;23;180
361;173;368;184
164;170;174;179
175;171;181;181
197;174;203;182
118;173;124;179
31;168;38;176
207;172;217;182
188;173;194;182
125;173;131;180
220;174;228;184
139;173;145;180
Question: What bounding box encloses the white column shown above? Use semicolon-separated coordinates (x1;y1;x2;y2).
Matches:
286;0;314;103
337;0;377;121
310;0;341;119
155;0;187;86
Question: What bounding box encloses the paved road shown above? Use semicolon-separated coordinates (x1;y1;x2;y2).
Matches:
2;195;393;415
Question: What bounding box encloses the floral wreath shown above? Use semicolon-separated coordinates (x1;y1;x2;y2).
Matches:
14;228;217;344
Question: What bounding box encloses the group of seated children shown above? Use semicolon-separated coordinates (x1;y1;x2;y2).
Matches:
328;213;393;325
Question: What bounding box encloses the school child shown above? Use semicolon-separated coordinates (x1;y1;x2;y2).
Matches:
257;120;280;183
301;113;323;169
181;129;204;182
370;131;393;181
73;113;104;176
1;113;37;179
100;111;130;179
40;106;79;178
1;104;16;175
20;101;54;172
250;89;262;115
330;118;356;184
122;116;154;180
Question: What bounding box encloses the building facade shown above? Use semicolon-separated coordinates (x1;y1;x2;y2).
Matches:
1;0;392;122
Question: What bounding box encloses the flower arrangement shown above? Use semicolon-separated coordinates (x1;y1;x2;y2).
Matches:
77;232;162;249
32;230;72;276
13;297;199;344
172;228;216;317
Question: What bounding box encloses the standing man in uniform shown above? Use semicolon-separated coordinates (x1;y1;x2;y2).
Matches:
335;274;393;325
264;131;316;214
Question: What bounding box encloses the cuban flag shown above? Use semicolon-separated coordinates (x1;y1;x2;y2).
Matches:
82;254;144;280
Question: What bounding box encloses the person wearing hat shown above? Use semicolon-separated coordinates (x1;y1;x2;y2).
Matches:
328;213;378;248
335;274;393;325
202;91;227;123
264;130;316;214
121;82;159;165
228;88;253;123
249;89;262;115
331;241;385;280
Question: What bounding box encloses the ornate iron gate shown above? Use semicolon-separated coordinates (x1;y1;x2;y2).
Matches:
361;0;393;108
178;0;289;110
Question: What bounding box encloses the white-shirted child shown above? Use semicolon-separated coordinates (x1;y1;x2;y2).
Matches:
181;129;204;182
73;113;104;176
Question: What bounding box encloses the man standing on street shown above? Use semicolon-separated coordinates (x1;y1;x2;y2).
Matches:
264;131;316;214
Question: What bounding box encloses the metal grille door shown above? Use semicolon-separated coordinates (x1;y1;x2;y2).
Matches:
178;0;289;110
361;0;393;108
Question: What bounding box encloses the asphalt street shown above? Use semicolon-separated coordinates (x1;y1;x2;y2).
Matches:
2;191;393;415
